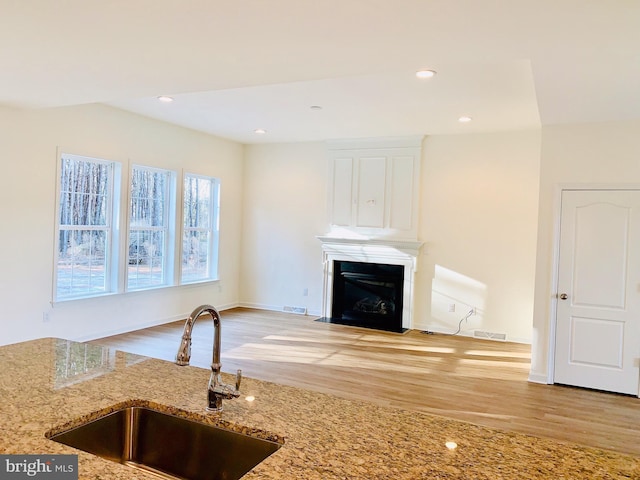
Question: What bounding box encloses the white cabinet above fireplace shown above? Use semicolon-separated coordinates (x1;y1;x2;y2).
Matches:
327;136;423;240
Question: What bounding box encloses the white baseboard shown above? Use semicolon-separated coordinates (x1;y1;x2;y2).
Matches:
413;323;531;345
216;302;241;312
75;302;241;342
238;302;321;317
528;372;550;384
74;313;187;342
238;302;282;312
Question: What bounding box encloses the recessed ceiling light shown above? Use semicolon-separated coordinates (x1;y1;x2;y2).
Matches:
254;128;267;134
310;105;323;110
245;395;255;402
458;116;473;123
415;69;436;79
445;441;458;450
157;95;174;103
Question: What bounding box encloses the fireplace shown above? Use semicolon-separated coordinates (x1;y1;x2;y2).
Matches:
317;236;423;333
327;261;404;332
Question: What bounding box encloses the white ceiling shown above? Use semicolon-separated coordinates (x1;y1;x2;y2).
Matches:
1;0;639;144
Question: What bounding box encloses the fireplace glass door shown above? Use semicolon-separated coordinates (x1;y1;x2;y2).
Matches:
330;260;404;332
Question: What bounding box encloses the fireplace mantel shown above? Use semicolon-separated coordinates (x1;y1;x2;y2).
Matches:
317;236;423;257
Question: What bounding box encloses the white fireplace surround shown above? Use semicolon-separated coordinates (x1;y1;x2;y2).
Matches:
318;236;423;330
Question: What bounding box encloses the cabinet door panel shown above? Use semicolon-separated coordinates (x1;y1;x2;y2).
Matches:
389;155;414;230
356;156;386;228
331;157;353;226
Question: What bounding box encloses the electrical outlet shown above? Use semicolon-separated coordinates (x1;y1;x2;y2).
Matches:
448;303;455;313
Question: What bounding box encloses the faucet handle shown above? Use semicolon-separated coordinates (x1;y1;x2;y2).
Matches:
235;369;242;391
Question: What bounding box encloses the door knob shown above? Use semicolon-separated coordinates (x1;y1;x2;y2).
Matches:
559;293;568;300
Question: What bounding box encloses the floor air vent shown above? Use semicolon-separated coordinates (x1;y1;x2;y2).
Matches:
283;306;307;315
474;330;507;341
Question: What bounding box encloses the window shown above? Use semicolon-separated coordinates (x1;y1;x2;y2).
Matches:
55;154;119;301
54;156;219;301
181;174;220;283
127;165;175;291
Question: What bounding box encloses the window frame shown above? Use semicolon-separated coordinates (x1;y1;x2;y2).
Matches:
52;155;223;303
53;153;122;302
125;163;177;292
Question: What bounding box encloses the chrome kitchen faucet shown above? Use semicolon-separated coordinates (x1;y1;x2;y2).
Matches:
176;304;241;411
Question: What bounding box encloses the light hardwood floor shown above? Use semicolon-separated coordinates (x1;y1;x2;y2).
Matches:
91;307;640;457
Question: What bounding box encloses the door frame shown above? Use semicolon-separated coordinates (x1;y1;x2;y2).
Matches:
546;184;640;388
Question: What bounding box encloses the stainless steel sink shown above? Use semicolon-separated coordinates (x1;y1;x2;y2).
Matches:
48;406;282;480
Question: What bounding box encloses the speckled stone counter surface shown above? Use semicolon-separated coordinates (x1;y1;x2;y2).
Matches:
1;338;638;479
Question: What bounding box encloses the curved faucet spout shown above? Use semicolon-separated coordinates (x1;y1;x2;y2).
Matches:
175;304;241;412
176;304;221;369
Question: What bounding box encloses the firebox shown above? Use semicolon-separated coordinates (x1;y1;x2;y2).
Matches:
322;260;405;333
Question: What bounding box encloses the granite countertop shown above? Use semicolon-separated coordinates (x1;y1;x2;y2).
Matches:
1;338;638;479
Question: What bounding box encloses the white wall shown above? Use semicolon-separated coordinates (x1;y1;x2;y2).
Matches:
12;98;624;366
239;132;541;343
416;131;541;342
0;104;244;345
530;120;640;382
240;143;328;315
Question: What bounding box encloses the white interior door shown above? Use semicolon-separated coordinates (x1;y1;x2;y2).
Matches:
554;190;640;396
